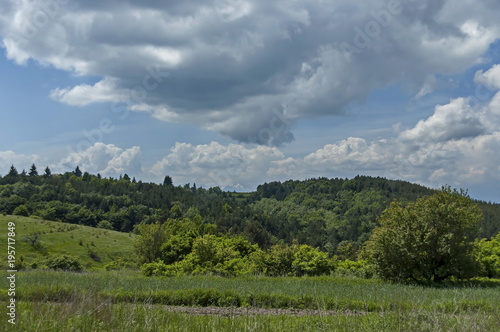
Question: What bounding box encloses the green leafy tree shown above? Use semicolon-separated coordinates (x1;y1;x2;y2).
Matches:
475;233;500;278
292;245;332;276
134;222;169;264
366;187;482;282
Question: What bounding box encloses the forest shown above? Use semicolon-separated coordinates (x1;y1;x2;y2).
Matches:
1;164;499;258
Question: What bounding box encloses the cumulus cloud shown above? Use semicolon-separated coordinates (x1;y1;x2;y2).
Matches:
1;0;499;144
399;98;487;143
0;151;40;174
475;64;500;90
1;84;499;191
58;142;142;177
151;141;285;188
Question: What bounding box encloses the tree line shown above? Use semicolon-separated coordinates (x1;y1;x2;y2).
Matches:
2;164;500;281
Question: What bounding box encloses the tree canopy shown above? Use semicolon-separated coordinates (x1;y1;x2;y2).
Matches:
365;187;482;282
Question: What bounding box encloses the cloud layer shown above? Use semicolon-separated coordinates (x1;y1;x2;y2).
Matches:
2;70;499;194
1;0;499;144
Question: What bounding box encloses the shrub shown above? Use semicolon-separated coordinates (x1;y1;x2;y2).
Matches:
41;255;83;272
13;204;29;217
475;233;500;278
97;220;114;230
333;259;374;278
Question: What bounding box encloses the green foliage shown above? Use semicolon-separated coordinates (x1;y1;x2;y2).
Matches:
366;187;482;282
0;215;137;270
134;222;169;264
97;219;114;230
292;245;332;276
41;254;83;271
104;258;137;271
475;232;500;278
13;204;30;216
333;259;374;278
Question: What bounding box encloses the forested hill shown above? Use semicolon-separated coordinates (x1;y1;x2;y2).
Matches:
1;166;499;257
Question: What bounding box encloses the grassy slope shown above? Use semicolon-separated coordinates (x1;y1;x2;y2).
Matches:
0;215;137;270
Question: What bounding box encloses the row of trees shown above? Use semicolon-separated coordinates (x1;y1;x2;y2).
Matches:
135;187;500;282
2;165;500;274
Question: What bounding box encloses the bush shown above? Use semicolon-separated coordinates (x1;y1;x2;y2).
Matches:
292;245;332;276
141;261;180;277
333;259;374;278
104;259;137;271
13;204;29;217
97;220;114;230
41;255;83;272
475;233;500;278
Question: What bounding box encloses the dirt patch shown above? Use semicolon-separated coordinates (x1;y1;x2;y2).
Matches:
160;306;369;317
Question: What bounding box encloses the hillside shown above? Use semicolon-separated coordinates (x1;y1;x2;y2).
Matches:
0;215;137;270
1;169;499;258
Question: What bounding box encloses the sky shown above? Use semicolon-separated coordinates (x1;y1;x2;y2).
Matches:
0;0;499;202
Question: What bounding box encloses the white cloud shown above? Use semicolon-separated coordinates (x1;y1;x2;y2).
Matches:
50;78;129;107
151;141;285;188
399;98;487;143
475;64;500;90
1;0;499;144
0;151;40;174
58;142;142;177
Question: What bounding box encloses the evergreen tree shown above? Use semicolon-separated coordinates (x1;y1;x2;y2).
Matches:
44;166;52;177
20;169;27;176
29;164;38;176
74;166;82;177
163;175;173;186
7;165;18;177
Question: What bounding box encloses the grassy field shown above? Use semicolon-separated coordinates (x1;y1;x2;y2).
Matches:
0;215;137;270
1;270;500;331
1;214;500;331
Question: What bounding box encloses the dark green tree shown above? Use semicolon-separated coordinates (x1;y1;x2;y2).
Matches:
163;175;173;186
8;165;18;177
366;187;482;282
74;166;82;177
29;164;38;176
44;166;52;177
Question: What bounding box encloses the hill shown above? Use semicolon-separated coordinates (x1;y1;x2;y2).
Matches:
0;168;499;258
0;215;137;270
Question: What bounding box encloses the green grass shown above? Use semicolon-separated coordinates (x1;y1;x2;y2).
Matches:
0;215;137;269
2;270;500;331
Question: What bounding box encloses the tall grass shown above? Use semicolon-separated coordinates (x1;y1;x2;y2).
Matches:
2;270;500;331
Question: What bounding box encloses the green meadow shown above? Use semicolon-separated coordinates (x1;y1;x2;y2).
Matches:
2;215;500;331
0;270;499;331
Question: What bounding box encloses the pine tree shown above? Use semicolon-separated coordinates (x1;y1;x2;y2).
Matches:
163;175;173;186
44;166;52;177
74;166;82;177
7;165;18;177
29;164;38;176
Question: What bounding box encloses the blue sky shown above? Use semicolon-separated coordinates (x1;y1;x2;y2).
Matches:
1;0;500;202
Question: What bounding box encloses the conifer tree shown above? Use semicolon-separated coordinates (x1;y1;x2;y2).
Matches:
29;164;38;176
